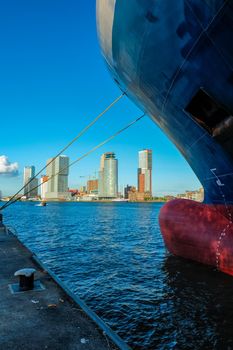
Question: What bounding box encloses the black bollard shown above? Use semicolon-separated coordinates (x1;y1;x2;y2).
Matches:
19;274;34;291
14;268;36;291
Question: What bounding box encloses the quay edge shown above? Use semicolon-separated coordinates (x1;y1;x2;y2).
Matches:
0;224;131;350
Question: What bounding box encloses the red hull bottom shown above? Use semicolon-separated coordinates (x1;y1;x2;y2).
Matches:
159;199;233;276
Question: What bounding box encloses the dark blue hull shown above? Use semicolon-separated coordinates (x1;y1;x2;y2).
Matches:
97;1;233;275
97;0;233;205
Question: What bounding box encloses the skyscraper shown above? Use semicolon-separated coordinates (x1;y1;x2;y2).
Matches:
138;149;152;195
98;152;118;198
45;155;70;200
23;166;38;198
23;166;35;194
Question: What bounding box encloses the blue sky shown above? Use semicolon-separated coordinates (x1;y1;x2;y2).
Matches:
0;0;201;196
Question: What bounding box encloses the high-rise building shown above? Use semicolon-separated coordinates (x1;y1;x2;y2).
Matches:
28;178;39;198
87;179;98;194
98;152;118;198
40;175;48;200
23;166;38;198
45;155;71;200
138;149;152;195
23;166;35;196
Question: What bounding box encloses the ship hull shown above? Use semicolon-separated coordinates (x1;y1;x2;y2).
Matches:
160;199;233;275
97;1;233;275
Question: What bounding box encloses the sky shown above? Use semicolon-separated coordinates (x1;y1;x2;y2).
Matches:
0;0;201;197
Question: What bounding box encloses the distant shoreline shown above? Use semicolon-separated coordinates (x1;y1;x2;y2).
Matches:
0;199;167;204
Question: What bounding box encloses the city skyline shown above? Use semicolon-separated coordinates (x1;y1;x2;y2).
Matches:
0;1;201;197
1;148;204;203
20;150;147;199
1;145;201;198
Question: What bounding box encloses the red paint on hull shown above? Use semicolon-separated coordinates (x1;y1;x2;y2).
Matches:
159;199;233;276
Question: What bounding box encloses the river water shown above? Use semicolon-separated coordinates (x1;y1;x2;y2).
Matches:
4;202;233;349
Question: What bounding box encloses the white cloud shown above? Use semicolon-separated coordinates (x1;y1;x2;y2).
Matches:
0;155;19;176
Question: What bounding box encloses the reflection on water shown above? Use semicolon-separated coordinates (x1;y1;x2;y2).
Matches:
4;202;233;349
161;256;233;350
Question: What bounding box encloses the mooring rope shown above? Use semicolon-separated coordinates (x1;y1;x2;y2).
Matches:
1;113;145;210
0;93;124;211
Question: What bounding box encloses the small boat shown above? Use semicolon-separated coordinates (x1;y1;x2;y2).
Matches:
36;201;47;207
112;198;128;202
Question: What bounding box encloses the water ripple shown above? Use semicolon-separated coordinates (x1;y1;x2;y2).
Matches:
4;202;233;349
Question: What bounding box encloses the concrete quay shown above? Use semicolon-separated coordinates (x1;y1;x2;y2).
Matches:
0;225;130;350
